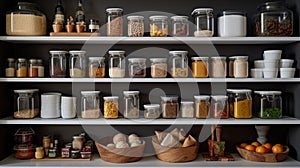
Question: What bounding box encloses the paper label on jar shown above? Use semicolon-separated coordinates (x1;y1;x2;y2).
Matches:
55;14;64;24
89;25;100;30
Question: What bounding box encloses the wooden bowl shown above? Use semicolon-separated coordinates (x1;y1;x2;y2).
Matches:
152;137;199;163
236;145;289;162
95;137;145;163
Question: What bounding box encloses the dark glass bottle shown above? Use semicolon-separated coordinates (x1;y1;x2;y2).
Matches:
54;0;64;24
76;0;85;22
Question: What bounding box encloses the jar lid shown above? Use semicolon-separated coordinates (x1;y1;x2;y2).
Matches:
128;58;146;63
106;8;123;13
211;95;228;100
150;58;167;63
89;19;99;23
149;15;168;20
161;95;178;101
71;149;80;153
181;101;194;104
28;59;37;63
221;10;246;16
194;95;210;100
144;104;160;109
191;57;209;61
192;8;213;15
36;59;43;63
14;89;39;93
229;56;237;60
69;51;87;55
7;58;15;62
36;146;44;150
211;56;226;60
73;136;83;139
89;57;105;61
123;91;140;95
171;16;189;21
234;56;248;60
17;58;26;62
81;91;101;95
108;50;125;55
49;50;68;54
103;96;119;101
227;89;252;93
169;51;188;55
254;91;282;95
127;15;144;20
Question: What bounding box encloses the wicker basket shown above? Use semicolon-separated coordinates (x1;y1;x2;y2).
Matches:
152;137;199;163
236;145;289;162
96;137;145;163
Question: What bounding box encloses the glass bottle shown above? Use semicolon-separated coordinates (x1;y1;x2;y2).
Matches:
28;59;38;78
88;57;105;78
192;8;214;37
81;91;101;119
108;50;125;78
54;0;64;25
35;147;44;159
89;19;100;32
149;15;168;37
5;58;15;78
49;51;67;78
171;16;189;37
75;0;85;23
106;8;123;36
69;51;86;78
123;91;140;119
128;58;146;78
169;51;189;78
16;58;27;78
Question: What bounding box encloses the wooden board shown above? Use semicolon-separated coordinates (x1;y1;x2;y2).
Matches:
32;156;92;161
202;152;235;161
50;32;101;37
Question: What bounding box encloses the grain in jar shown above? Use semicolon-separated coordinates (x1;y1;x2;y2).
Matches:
192;8;214;37
169;51;189;78
144;104;161;119
211;95;229;119
36;59;44;77
161;96;179;118
81;91;101;119
28;59;38;78
150;58;167;78
103;96;119;119
127;16;144;37
227;89;252;118
69;51;86;78
16;58;27;78
149;16;168;37
123;91;140;118
211;57;227;78
88;57;105;78
194;95;210;118
5;58;15;77
233;56;248;78
191;57;209;78
14;89;39;119
106;8;123;36
128;58;146;78
181;101;194;118
108;51;126;78
171;16;189;36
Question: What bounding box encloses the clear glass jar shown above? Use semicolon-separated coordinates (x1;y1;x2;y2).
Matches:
149;15;168;37
89;19;100;32
108;50;125;78
36;59;44;78
211;95;229;119
106;8;123;36
218;11;247;37
81;91;101;119
6;2;47;36
72;136;84;150
254;2;293;36
28;59;38;78
228;56;236;78
69;51;86;78
6;58;15;77
171;16;189;37
192;8;214;37
128;58;146;78
123;91;140;119
103;96;119;119
211;57;227;78
14;89;39;119
35;147;44;159
169;51;189;78
161;96;179;118
181;101;194;118
49;51;67;78
144;104;161;119
227;89;252;119
254;91;282;118
127;16;144;37
16;58;27;78
88;57;105;78
191;57;209;78
194;95;210;118
150;58;167;78
233;56;248;78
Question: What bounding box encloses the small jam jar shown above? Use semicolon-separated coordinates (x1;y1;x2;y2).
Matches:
35;147;44;159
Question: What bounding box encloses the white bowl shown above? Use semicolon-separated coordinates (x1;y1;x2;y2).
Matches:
263;60;279;68
263;68;278;78
263;50;282;60
280;59;294;68
251;69;263;78
280;68;295;78
254;60;264;68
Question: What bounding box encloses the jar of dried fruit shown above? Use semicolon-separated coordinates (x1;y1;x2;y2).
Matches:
169;51;189;78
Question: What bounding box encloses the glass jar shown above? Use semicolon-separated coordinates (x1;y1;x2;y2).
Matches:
191;57;209;78
254;91;282;118
218;11;247;37
81;91;101;119
72;136;84;150
228;56;236;78
108;50;125;78
88;57;105;78
14;89;39;119
89;19;100;32
128;58;146;78
254;2;293;36
28;59;38;78
169;51;189;78
35;147;44;159
181;101;194;118
227;89;252;119
43;136;51;156
149;15;168;37
211;57;227;78
150;58;167;78
106;8;123;36
127;16;144;37
123;91;140;119
161;96;179;118
233;56;248;78
16;58;27;78
36;59;44;77
144;104;161;119
5;58;15;77
192;8;214;37
6;2;47;36
194;95;210;118
49;51;67;78
69;51;86;78
171;16;189;37
211;95;229;119
103;96;119;119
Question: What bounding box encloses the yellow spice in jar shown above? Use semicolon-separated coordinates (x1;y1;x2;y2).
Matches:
104;101;118;119
234;99;252;118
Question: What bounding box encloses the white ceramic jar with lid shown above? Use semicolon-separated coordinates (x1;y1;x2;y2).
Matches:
218;10;247;37
192;8;214;37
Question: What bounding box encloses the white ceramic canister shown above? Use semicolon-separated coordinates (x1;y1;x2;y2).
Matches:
41;92;62;118
218;10;247;37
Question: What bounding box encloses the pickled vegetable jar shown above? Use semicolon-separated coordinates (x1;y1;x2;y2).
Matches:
227;89;252;119
254;91;282;118
211;95;229;119
103;96;119;119
194;95;210;118
191;57;209;78
169;51;189;78
149;15;168;37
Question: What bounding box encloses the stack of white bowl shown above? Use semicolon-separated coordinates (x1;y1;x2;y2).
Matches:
41;92;62;118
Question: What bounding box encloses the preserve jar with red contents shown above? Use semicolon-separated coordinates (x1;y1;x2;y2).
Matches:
211;95;229;118
14;144;35;159
15;127;35;144
49;50;67;78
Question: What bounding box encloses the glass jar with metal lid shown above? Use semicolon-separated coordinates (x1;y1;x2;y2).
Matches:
227;89;252;118
171;16;189;37
103;96;119;119
150;58;167;78
149;15;168;37
81;91;101;119
109;50;126;78
69;51;87;78
233;56;248;78
28;59;38;78
49;51;67;78
211;95;229;119
253;91;282;118
5;58;15;77
106;8;123;36
16;58;27;78
72;136;84;150
194;95;210;118
211;56;227;78
128;58;146;78
181;101;194;118
169;51;189;78
88;57;105;78
123;91;140;119
191;57;209;78
127;15;144;37
14;89;39;119
192;8;214;37
89;19;100;32
144;104;161;119
254;1;293;36
161;95;179;118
